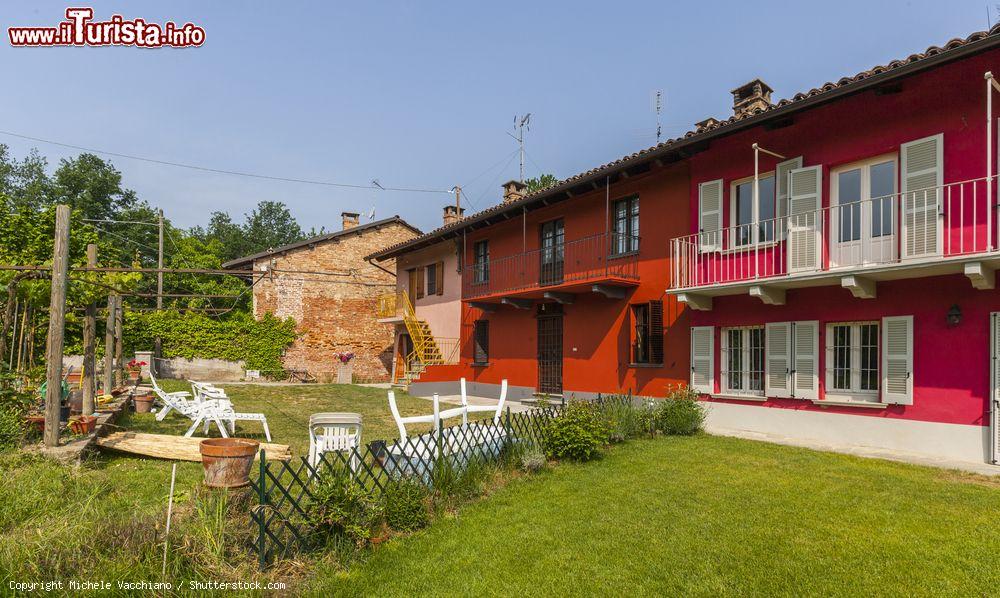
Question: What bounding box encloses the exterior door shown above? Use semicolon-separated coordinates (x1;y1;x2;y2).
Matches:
407;269;418;306
539;219;565;286
830;157;897;268
537;305;563;395
991;313;1000;464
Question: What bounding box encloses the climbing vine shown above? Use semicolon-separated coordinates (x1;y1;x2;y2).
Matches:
123;311;298;376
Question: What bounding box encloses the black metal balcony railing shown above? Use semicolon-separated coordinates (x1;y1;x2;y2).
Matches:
462;232;640;300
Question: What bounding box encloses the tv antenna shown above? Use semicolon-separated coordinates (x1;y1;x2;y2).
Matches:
507;113;531;182
653;90;663;143
369;179;384;220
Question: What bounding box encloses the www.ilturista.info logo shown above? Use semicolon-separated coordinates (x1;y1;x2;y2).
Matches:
8;7;205;48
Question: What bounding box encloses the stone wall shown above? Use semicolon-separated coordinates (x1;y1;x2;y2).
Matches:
252;221;417;382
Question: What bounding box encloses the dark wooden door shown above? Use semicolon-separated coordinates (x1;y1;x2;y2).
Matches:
539;219;565;286
537;310;563;394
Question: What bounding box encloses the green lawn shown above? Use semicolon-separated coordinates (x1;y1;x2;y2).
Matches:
3;384;999;595
311;434;1000;597
0;382;441;589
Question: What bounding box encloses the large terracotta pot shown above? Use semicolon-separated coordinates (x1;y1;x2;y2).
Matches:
133;393;154;413
199;438;260;488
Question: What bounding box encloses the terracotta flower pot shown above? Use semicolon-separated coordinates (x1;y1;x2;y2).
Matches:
199;438;260;488
69;415;97;435
26;415;45;433
133;393;154;414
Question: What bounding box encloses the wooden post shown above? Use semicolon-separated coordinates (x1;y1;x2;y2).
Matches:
82;244;98;415
155;209;164;362
43;204;71;448
103;294;116;395
114;297;124;387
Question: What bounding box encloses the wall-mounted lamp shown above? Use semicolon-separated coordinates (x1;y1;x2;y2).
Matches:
946;304;962;327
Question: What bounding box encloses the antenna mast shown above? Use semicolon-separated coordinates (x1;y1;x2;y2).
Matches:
654;90;663;143
508;114;531;182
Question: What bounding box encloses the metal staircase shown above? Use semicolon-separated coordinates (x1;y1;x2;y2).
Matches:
393;292;456;385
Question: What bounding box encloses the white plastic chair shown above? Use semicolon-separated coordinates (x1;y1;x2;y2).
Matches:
308;413;362;470
184;401;272;442
460;378;508;423
388;391;439;457
148;373;195;421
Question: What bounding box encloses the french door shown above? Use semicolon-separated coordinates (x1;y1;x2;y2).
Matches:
539;219;565;286
830;157;897;268
537;305;563;395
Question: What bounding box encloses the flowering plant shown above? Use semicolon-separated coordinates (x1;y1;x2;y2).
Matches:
126;359;147;372
333;352;355;364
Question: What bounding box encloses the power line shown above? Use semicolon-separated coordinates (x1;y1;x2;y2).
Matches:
0;129;452;194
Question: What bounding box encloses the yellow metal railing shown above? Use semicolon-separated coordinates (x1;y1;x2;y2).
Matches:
376;292;400;319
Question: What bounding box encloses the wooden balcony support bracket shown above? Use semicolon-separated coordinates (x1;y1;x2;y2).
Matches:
677;292;712;311
501;297;533;310
591;284;626;300
749;285;785;306
543;291;575;305
469;301;498;313
841;275;877;299
964;262;996;290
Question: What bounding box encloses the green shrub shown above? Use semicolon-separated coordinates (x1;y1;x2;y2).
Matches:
431;455;489;501
123;310;297;377
655;386;706;436
306;474;384;547
383;480;430;532
599;396;648;443
519;447;547;473
543;400;609;461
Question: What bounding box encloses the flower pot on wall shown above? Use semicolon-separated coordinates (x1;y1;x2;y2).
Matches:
337;362;353;384
69;415;97;435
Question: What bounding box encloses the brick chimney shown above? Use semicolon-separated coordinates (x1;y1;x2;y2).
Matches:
442;205;465;226
341;211;360;230
695;117;720;133
501;180;528;204
731;78;773;118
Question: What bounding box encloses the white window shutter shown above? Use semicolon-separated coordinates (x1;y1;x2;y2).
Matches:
787;166;822;272
765;322;792;398
881;315;914;405
690;326;714;394
791;321;818;400
775;156;803;239
698;180;723;251
991;313;1000;464
900;134;943;259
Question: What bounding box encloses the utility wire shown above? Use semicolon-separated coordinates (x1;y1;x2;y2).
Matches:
0;129;452;194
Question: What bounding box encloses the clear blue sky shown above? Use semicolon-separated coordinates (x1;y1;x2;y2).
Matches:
0;1;992;233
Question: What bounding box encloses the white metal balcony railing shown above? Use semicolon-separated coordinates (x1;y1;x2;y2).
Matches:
671;177;995;290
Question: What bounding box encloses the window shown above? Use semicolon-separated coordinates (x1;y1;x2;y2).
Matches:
473;320;489;365
612;195;640;255
721;326;765;395
732;175;776;246
825;322;879;400
830;156;897;268
425;263;437;295
473;240;489;284
631;301;663;365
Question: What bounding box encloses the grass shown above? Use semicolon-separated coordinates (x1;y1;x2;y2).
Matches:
0;381;446;591
311;435;1000;597
3;383;999;595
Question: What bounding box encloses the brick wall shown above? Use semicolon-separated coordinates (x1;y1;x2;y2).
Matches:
251;222;417;382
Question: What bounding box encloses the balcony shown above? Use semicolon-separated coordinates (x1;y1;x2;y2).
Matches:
462;232;640;304
670;177;1000;309
376;291;402;321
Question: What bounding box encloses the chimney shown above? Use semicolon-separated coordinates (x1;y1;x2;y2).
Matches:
695;117;720;133
341;211;360;230
731;78;774;118
442;205;465;226
501;180;528;204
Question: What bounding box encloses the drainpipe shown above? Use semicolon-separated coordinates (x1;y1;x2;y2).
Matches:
366;256;396;278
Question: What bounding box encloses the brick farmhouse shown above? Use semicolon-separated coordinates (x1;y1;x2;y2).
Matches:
223;213;421;382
